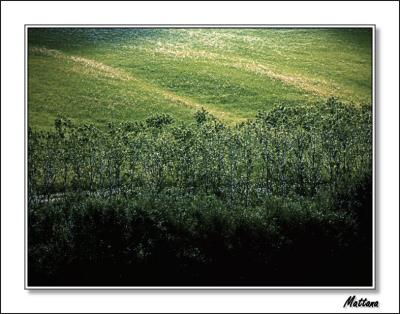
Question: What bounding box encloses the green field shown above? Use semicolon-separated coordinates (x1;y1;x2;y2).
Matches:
28;28;373;287
28;28;372;129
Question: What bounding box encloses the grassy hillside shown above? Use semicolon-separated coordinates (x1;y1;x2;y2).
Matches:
27;28;373;286
28;28;372;129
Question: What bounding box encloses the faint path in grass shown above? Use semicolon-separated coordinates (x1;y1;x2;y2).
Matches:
225;59;333;98
143;45;363;102
29;47;244;123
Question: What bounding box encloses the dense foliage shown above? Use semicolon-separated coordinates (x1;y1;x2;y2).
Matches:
28;98;373;286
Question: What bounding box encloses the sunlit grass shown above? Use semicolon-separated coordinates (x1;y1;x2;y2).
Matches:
28;28;372;130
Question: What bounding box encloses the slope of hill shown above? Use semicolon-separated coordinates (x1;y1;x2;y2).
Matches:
28;28;372;129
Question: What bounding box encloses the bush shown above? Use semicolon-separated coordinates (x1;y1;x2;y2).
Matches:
28;98;373;286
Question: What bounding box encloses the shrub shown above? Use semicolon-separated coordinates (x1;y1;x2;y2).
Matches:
28;99;373;286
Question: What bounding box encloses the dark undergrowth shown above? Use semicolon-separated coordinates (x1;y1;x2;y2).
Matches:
28;175;372;286
28;99;373;286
